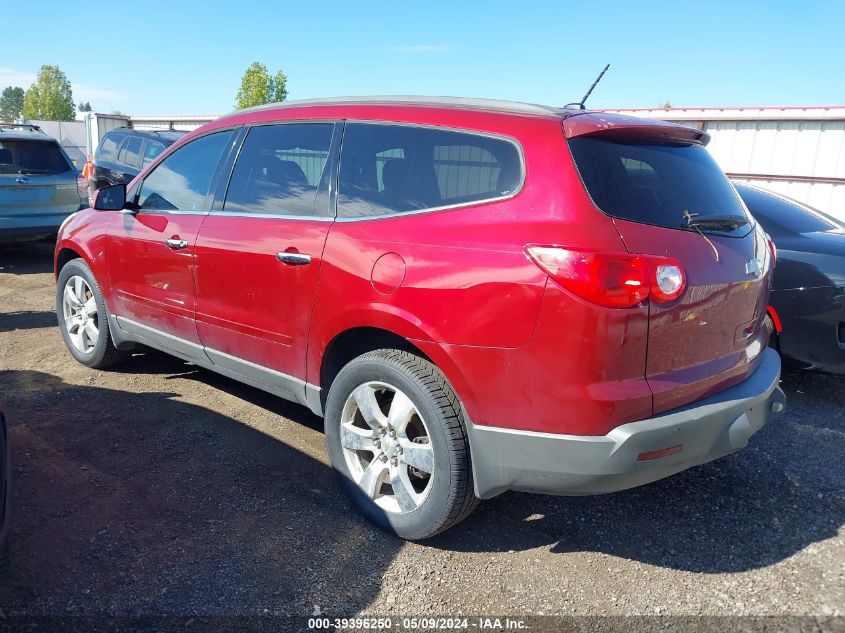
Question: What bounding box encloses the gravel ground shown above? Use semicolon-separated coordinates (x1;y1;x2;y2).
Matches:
0;241;843;629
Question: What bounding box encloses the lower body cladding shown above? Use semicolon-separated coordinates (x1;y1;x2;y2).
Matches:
467;347;785;499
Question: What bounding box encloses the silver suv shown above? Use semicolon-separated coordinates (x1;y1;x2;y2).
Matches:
0;124;86;241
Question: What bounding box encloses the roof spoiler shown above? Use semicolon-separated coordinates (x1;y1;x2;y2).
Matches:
563;112;710;145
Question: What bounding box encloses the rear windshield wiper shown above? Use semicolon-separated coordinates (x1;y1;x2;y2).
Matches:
681;211;749;230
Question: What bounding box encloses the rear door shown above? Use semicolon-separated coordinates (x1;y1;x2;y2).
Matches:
107;129;236;347
193;121;338;393
567;131;773;413
0;138;80;234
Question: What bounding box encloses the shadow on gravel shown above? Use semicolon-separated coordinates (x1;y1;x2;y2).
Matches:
432;369;845;575
0;241;55;275
0;311;57;332
0;369;399;619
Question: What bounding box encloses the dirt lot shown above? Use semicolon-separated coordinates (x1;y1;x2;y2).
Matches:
0;241;843;628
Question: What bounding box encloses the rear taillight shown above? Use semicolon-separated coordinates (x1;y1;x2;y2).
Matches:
76;173;87;199
648;258;686;303
766;233;777;268
525;246;686;308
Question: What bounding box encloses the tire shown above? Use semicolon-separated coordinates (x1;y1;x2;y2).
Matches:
325;349;479;540
56;259;128;368
763;314;779;351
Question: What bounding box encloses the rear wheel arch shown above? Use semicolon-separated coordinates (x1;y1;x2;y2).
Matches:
319;327;431;407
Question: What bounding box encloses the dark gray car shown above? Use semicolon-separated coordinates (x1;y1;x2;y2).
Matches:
0;124;85;241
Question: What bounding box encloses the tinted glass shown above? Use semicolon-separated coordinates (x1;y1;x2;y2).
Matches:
98;133;125;161
142;140;166;167
0;140;71;175
224;123;333;216
138;131;234;211
123;136;142;169
568;138;748;230
338;123;522;218
735;184;836;236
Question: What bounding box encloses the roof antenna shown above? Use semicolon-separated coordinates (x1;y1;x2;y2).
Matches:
566;64;610;110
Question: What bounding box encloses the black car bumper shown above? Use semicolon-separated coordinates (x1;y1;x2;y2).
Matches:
771;286;845;374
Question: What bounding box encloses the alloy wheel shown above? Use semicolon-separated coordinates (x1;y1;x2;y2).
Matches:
62;275;99;354
340;381;435;514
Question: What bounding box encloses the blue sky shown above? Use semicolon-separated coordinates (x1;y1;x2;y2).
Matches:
5;0;843;115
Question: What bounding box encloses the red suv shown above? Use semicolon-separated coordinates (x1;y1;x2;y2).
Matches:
54;97;785;539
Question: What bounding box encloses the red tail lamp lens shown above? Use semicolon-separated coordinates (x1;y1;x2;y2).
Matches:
525;246;687;308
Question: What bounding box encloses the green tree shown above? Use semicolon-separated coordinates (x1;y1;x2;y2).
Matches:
235;62;288;109
0;86;25;121
660;98;673;109
78;101;92;112
270;69;288;103
22;65;75;120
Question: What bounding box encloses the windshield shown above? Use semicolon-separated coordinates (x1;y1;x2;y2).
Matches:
568;138;750;233
0;140;72;175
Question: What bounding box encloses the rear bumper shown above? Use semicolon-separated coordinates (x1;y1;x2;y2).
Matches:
467;347;785;499
0;208;80;240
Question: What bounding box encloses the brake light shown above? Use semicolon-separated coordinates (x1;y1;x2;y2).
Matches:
76;173;87;199
525;246;686;308
766;233;777;268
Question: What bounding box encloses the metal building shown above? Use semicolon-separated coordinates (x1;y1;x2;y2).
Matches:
601;107;845;221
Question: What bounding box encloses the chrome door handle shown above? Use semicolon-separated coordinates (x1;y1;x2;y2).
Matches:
165;238;189;250
276;251;312;265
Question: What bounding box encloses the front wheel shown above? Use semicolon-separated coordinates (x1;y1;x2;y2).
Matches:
324;349;478;540
56;259;128;368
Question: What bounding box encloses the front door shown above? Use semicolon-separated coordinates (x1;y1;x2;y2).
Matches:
194;122;338;393
107;129;236;347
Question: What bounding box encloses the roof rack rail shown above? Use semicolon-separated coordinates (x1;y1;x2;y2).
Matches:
0;123;44;134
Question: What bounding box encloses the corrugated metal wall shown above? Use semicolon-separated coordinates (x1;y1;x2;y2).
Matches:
602;108;845;222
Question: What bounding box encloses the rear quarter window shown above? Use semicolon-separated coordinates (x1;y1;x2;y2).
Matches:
0;140;71;175
97;133;126;162
338;123;523;218
568;138;747;230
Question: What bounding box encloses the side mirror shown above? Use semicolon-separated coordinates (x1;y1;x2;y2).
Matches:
93;184;127;211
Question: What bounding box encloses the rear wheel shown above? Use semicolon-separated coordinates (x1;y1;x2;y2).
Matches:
56;259;128;368
325;349;478;540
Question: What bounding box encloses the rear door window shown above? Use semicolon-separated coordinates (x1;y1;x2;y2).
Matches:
223;123;334;216
0;140;71;175
338;123;523;218
137;130;234;212
568;138;749;231
122;137;143;169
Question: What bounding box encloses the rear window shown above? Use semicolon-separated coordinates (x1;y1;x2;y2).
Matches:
0;140;71;175
736;185;837;236
97;133;126;161
568;138;748;231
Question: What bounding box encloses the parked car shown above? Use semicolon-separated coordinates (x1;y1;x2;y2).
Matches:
0;123;86;241
735;182;845;374
88;128;186;194
54;97;785;539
